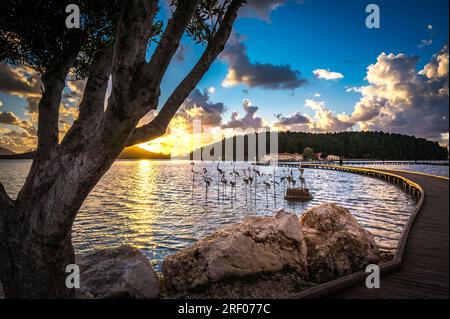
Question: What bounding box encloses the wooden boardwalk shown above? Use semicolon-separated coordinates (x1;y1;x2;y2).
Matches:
331;169;449;299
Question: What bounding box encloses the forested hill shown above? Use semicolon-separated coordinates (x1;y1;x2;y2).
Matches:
277;131;448;159
194;131;448;160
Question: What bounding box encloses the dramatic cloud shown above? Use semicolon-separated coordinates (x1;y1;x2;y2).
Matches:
0;128;36;152
304;99;353;132
0;64;86;151
221;34;306;90
313;68;344;80
175;88;227;130
240;0;303;21
342;45;449;144
0;111;36;136
0;64;41;98
274;112;310;126
222;98;267;129
273;99;352;132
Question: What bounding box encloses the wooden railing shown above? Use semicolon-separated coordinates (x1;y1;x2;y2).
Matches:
288;164;425;299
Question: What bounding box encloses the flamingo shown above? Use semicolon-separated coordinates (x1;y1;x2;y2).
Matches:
216;161;224;176
203;173;213;203
221;175;228;197
216;161;223;198
263;175;271;206
229;172;237;197
286;174;293;189
252;164;260;195
190;162;199;194
247;167;254;185
232;163;240;177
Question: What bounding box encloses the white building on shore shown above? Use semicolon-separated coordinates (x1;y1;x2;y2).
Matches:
263;153;304;162
326;154;341;161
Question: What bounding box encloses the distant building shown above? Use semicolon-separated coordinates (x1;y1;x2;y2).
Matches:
277;153;293;161
315;153;323;160
327;154;340;161
292;153;304;161
263;153;304;162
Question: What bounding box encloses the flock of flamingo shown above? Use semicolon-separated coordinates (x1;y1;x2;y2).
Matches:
190;161;309;206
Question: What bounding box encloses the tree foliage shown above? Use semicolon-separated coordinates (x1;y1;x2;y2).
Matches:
0;0;123;77
302;147;315;160
195;131;448;161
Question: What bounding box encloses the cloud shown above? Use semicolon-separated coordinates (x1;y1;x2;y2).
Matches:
313;68;344;80
0;64;86;151
418;39;433;49
174;88;227;130
273;99;353;132
175;43;187;63
240;0;303;21
0;128;36;152
222;98;267;129
0;64;41;98
304;99;353;132
0;111;36;135
274;111;310;126
221;34;306;90
342;45;449;144
418;24;436;49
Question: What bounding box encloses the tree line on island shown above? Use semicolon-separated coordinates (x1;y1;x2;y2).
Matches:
191;131;448;161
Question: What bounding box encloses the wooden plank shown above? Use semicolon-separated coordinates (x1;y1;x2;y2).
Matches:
286;165;448;299
331;169;448;299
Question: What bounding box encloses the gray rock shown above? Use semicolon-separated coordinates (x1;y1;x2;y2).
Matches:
76;245;159;299
300;203;379;283
162;209;308;293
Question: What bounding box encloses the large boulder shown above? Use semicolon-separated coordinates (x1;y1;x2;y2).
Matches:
300;203;379;283
162;210;308;293
76;245;160;299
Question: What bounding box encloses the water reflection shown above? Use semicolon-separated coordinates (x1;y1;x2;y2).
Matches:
0;160;418;270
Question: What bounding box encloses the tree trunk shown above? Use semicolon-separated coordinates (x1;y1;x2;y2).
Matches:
0;0;242;299
1;214;75;298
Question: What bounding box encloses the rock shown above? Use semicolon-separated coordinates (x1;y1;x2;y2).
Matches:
162;210;308;293
76;245;160;299
300;203;379;283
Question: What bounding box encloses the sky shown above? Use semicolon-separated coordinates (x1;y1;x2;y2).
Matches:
0;0;449;154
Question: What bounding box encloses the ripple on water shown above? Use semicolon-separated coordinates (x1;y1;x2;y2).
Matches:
0;160;418;271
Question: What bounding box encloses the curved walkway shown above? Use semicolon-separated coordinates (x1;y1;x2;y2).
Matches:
332;169;448;299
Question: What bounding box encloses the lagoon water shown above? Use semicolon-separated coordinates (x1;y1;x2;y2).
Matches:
0;159;426;270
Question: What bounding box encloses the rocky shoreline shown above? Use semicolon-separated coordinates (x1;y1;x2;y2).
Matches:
74;203;386;299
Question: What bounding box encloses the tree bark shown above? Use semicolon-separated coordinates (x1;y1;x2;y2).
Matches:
128;0;242;146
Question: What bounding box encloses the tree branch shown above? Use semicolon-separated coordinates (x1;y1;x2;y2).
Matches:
127;0;243;146
0;182;13;211
34;46;79;161
143;0;201;91
108;0;159;119
77;46;114;121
